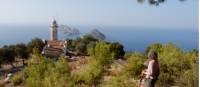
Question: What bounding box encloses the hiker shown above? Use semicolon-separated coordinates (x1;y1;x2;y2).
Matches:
142;50;160;87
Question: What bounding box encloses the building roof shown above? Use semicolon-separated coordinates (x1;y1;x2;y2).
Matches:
42;40;67;57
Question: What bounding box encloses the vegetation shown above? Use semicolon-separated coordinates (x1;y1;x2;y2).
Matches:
101;75;136;87
0;36;198;87
67;35;98;54
0;38;44;67
72;42;114;86
137;0;186;6
146;43;198;87
124;52;146;78
12;72;23;86
0;45;16;67
27;38;44;53
14;43;29;65
23;53;72;87
109;42;125;59
67;35;125;58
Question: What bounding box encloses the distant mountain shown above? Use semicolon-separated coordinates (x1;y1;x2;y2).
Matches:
59;25;80;38
88;29;106;40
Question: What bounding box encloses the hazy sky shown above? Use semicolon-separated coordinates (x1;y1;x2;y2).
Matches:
0;0;198;29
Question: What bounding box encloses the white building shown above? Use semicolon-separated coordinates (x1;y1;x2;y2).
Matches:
42;19;67;58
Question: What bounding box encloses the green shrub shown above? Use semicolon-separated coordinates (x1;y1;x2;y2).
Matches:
74;58;104;85
12;42;198;87
88;42;114;66
157;44;192;86
72;42;115;86
27;38;44;53
145;43;162;54
12;72;23;86
69;35;98;55
124;43;198;87
124;52;146;78
24;55;72;87
178;64;198;87
109;42;125;59
101;75;136;87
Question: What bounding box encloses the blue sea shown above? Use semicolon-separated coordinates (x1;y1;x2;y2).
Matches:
0;24;198;52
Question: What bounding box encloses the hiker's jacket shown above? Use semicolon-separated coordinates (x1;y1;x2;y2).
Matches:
145;60;159;79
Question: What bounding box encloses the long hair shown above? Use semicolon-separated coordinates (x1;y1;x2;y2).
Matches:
148;50;158;60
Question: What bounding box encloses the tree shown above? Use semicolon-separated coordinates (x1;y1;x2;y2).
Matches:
73;42;114;86
88;41;125;59
0;49;5;66
88;42;114;66
70;35;98;55
27;38;44;53
82;35;98;43
145;43;162;54
0;43;30;67
76;42;87;54
178;63;198;87
190;49;198;56
24;56;72;87
124;52;146;78
0;46;16;68
110;42;125;59
155;43;194;86
137;0;185;6
15;43;29;66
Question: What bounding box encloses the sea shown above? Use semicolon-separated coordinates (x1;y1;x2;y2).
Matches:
0;24;198;52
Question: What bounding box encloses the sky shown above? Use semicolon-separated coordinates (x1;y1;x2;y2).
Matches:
0;0;198;29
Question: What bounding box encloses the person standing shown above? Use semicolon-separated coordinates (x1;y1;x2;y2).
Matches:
142;50;160;87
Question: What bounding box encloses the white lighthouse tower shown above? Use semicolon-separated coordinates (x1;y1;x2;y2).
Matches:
42;19;68;58
50;18;58;41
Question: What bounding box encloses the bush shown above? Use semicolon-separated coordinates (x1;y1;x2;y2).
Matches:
123;43;198;87
109;42;125;59
12;72;23;86
24;55;72;87
157;44;192;86
89;42;114;66
101;75;136;87
178;64;198;87
72;42;115;86
73;58;104;85
0;46;16;67
145;43;162;54
27;38;44;53
11;42;198;87
69;35;98;55
124;52;146;78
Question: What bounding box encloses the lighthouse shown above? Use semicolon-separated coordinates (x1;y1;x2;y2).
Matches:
42;19;67;58
50;19;58;41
